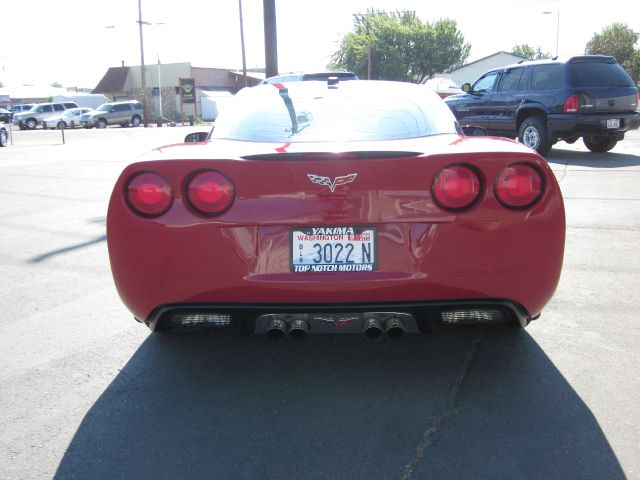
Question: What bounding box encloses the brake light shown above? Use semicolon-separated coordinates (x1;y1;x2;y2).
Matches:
186;170;235;215
564;94;579;113
126;172;173;217
495;163;543;208
432;165;482;210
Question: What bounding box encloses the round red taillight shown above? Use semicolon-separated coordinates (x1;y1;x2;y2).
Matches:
432;165;482;210
126;172;173;217
186;170;235;216
495;163;543;208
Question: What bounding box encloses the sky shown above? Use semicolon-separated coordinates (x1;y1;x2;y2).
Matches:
1;0;638;90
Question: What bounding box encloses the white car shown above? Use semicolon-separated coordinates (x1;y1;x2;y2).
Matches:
42;108;94;129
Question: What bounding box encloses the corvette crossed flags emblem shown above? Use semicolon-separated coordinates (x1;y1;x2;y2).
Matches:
307;173;358;192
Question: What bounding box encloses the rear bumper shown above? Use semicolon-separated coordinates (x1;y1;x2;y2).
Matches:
146;299;535;333
548;111;640;138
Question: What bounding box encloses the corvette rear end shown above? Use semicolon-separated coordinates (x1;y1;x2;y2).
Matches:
107;81;565;339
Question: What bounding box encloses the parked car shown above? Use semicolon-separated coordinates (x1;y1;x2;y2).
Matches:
0;122;7;147
9;104;34;114
42;107;95;129
12;102;79;130
107;81;565;338
445;55;640;155
0;108;11;123
259;70;359;85
80;100;143;129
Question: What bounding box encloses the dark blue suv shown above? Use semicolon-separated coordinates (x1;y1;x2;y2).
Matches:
445;55;640;155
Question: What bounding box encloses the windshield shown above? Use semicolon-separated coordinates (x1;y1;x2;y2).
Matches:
212;81;458;143
96;104;111;112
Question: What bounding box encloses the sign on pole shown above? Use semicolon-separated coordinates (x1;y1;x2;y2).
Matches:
180;78;196;104
179;77;196;125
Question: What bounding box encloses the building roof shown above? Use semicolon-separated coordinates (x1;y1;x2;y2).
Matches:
93;67;129;94
447;51;528;73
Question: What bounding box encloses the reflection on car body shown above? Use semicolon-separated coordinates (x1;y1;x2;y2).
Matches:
107;81;565;341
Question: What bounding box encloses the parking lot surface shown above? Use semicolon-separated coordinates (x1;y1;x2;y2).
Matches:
1;126;639;479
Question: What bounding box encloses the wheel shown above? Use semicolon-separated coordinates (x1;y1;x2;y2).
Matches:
131;116;141;127
57;121;66;129
0;128;7;147
583;135;617;153
518;116;551;156
25;118;38;130
97;118;107;129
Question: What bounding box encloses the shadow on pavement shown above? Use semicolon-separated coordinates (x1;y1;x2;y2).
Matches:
28;234;107;263
54;327;625;480
546;149;640;168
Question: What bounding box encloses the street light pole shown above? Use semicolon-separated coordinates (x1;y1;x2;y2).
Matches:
239;0;248;88
555;11;560;57
543;10;560;57
137;0;149;127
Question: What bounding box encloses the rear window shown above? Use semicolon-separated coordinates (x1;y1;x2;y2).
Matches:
568;62;635;88
212;82;458;143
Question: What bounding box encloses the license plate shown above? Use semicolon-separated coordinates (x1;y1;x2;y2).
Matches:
606;119;620;129
290;227;376;273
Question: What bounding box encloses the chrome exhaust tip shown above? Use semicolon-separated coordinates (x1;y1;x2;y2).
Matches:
288;318;310;341
266;317;287;341
363;318;384;342
384;316;406;339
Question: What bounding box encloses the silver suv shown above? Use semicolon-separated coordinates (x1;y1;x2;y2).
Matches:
80;100;144;129
12;102;79;130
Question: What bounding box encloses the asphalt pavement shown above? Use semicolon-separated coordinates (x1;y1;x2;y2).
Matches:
0;125;638;479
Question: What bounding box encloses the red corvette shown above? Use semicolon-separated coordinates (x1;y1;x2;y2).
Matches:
107;81;565;340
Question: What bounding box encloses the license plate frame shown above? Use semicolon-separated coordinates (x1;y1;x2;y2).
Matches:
290;226;377;273
606;118;620;129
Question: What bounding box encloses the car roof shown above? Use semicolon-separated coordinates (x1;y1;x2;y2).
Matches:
502;54;617;70
260;71;359;85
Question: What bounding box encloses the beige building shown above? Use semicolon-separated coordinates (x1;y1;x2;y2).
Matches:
93;63;263;122
436;51;528;87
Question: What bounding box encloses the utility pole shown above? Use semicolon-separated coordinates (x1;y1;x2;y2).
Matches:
263;0;278;78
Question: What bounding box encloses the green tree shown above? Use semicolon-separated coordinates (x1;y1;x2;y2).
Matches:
511;44;550;60
330;10;470;83
586;22;640;83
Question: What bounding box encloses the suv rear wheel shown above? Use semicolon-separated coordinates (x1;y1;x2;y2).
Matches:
583;135;618;153
518;116;551;156
131;116;141;127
